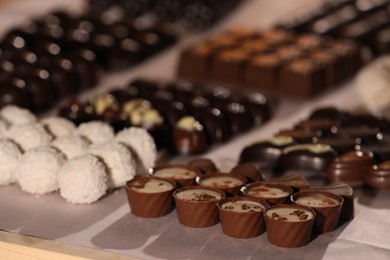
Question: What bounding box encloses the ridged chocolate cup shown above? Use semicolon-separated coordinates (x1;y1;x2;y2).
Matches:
265;173;309;192
173;186;226;228
196;172;247;196
218;196;269;238
240;182;293;205
265;204;316;248
230;163;265;182
291;190;343;233
125;176;176;218
149;163;201;187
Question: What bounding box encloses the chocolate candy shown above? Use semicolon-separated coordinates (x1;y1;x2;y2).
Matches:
303;182;354;221
239;136;296;168
364;160;390;190
327;150;375;185
277;143;338;173
265;173;309;191
230;163;265;182
173;116;209;154
187;158;218;174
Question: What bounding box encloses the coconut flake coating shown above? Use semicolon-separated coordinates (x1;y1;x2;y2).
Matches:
0;139;22;186
76;121;114;144
15;146;65;195
0;105;37;125
41;117;76;138
59;154;108;204
52;134;90;159
89;143;136;188
6;123;53;152
114;127;157;176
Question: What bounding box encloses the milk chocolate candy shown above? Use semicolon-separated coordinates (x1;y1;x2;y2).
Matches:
266;173;309;191
244;54;282;91
173;186;226;228
364;160;390;190
327;150;375;185
197;173;247;196
275;45;304;63
149;164;201;187
292;190;343;233
265;204;316;248
261;29;293;46
187;158;218;175
303;181;354;221
177;44;214;81
126;176;176;218
277;143;338;173
308;49;344;87
327;40;361;81
218;196;268;238
278;59;326;99
240;182;293;205
210;49;249;85
239;136;296;168
230;163;265;182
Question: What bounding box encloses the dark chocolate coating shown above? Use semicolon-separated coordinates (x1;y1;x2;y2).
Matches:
364;161;390;190
230;163;265;182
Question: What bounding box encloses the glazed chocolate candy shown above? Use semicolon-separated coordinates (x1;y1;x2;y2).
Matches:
239;136;296;168
277;143;338;173
364;160;390;190
173;116;209;154
230;163;265;182
265;173;309;191
187;157;218;175
276;128;320;143
327;150;375;185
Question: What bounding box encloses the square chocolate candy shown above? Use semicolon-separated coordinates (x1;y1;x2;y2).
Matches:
278;59;326;98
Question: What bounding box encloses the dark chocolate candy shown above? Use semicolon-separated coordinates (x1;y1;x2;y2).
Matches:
277;143;338;173
332;125;381;144
244;54;281;91
187;158;218;175
312;136;359;154
172;116;209;154
223;101;253;134
294;118;340;136
243;92;272;126
230;163;265;182
0;79;30;109
239;136;296;168
276;128;320;143
308;106;350;122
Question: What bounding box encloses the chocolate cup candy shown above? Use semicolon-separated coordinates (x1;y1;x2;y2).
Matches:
125;176;176;218
303;182;354;221
218;196;269;238
265;204;316;248
265;173;309;192
240;182;293;205
173;186;226;228
149;163;201;187
196;172;248;196
291;190;343;233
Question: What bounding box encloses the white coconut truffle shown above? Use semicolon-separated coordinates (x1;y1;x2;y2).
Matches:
89;143;136;189
115;127;157;176
0;139;22;186
52;134;90;159
0;105;37;125
41;117;76;138
15;146;65;195
58;154;108;204
0;119;9;138
76;121;114;144
6;123;53;152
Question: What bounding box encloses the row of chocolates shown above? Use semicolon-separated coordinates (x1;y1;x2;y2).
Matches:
0;10;177;112
177;28;362;99
278;0;390;56
239;106;390;190
87;0;244;31
125;159;354;248
59;78;272;154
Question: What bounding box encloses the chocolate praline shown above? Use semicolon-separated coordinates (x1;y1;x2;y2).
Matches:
239;136;296;168
312;136;359;154
277;143;338;173
308;107;350;122
265;173;309;191
276;128;320;143
172;116;209;154
230;163;265;182
223;101;253;135
364;161;390;190
242;92;272;126
327;150;375;185
294;118;340;136
332;125;381;144
187;158;218;175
